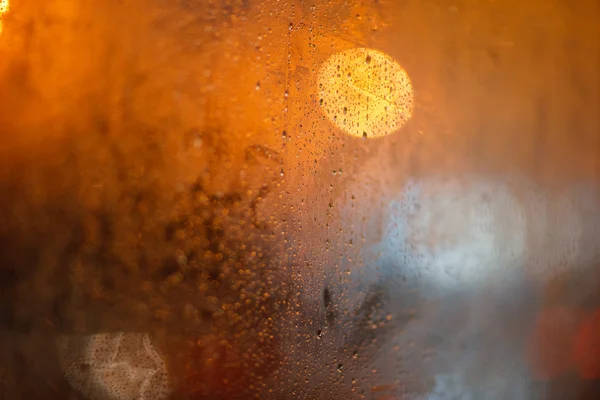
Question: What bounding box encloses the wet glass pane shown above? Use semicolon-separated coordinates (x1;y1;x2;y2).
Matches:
0;0;599;399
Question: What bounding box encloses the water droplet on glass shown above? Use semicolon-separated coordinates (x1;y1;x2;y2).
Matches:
255;81;261;90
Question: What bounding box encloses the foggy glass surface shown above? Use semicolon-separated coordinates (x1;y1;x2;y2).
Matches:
0;0;599;399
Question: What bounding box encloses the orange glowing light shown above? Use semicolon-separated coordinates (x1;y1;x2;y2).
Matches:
0;0;8;36
318;48;413;139
573;309;600;380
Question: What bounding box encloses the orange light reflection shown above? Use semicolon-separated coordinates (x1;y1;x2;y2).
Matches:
0;0;8;36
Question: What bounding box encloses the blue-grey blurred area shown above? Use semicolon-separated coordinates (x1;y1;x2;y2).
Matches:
322;174;600;399
367;177;600;296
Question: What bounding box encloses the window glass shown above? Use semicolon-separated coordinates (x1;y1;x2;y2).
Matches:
0;0;599;399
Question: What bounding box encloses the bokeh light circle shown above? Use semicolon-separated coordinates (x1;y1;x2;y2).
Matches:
318;47;413;139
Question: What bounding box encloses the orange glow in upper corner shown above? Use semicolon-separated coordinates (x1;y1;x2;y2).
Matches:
0;0;8;36
0;0;8;15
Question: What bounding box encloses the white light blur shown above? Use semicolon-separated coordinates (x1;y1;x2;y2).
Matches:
364;176;600;294
381;177;528;292
57;333;171;400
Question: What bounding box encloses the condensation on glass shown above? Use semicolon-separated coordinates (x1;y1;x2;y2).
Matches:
0;0;599;399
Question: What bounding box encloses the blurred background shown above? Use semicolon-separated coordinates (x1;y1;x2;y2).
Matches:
0;0;599;399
